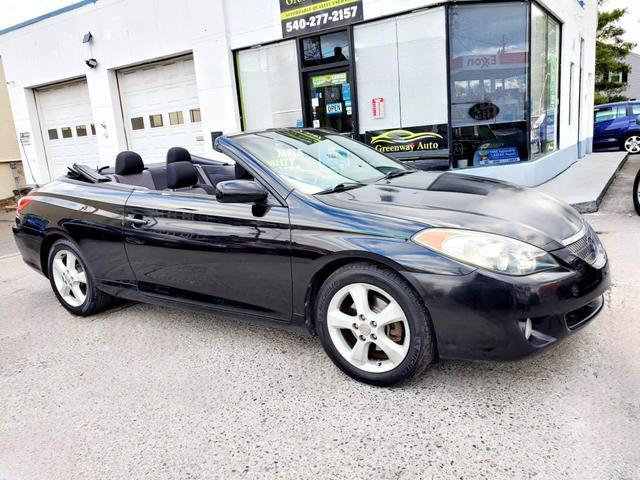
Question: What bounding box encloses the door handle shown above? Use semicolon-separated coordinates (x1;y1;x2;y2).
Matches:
126;215;153;228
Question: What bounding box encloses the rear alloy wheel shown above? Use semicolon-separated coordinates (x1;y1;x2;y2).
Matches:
51;249;87;307
47;239;114;316
316;263;435;386
623;135;640;154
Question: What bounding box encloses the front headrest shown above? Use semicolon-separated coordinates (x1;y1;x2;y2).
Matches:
167;161;198;189
166;146;191;164
115;151;144;175
235;163;252;180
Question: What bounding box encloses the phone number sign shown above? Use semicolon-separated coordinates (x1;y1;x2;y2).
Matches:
280;0;363;38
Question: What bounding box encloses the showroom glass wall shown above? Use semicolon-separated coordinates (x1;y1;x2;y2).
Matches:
234;1;561;170
235;40;303;130
352;7;449;166
449;2;529;168
530;3;560;160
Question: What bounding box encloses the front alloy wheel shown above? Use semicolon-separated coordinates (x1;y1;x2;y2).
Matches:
623;135;640;154
316;262;435;386
326;283;410;373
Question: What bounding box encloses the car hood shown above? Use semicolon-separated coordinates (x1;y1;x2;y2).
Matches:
316;171;584;250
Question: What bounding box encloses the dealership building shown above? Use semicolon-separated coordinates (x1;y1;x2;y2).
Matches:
0;0;597;186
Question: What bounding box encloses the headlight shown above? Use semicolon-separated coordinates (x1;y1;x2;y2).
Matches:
412;228;559;276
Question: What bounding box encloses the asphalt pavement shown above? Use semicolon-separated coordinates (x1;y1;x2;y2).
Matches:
0;210;18;258
0;157;638;480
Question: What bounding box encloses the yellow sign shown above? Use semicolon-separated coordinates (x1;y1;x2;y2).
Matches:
311;72;347;88
280;0;359;20
367;128;447;154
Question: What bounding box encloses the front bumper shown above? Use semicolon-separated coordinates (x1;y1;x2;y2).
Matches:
403;258;611;361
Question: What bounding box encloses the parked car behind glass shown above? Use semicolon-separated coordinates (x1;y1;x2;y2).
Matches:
593;101;640;154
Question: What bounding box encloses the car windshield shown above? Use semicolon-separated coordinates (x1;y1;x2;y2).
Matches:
231;130;408;194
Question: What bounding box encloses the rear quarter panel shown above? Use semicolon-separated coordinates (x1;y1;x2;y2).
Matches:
14;180;136;294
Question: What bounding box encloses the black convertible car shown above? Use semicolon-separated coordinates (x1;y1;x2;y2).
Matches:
13;129;610;385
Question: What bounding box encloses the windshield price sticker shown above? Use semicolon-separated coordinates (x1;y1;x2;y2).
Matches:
280;0;363;38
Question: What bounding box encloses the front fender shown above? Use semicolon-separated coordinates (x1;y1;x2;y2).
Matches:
291;233;476;324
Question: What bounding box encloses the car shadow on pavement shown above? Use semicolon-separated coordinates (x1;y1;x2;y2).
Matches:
90;298;592;394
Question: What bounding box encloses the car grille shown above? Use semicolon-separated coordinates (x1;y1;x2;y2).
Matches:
565;224;606;268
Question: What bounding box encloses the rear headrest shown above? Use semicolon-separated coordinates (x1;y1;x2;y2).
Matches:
115;151;144;175
166;146;191;164
167;161;199;189
235;162;252;180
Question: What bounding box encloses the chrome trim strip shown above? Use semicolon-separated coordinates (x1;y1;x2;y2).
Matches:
562;225;586;246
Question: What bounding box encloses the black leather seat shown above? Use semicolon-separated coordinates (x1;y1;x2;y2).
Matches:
166;146;192;164
166;161;215;195
205;164;236;187
114;151;155;189
146;147;192;190
147;166;167;190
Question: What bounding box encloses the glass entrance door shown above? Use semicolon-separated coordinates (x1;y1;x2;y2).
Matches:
306;69;353;133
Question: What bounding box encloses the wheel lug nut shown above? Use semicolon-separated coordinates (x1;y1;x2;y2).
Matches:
359;335;366;341
352;323;358;330
371;334;377;340
359;314;365;321
370;321;377;327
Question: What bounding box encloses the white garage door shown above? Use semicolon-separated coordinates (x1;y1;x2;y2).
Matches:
36;79;100;179
117;55;205;163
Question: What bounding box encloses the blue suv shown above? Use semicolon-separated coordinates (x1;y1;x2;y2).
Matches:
593;101;640;154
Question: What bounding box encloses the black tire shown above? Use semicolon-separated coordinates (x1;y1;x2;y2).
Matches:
315;262;435;386
47;239;114;316
633;168;640;215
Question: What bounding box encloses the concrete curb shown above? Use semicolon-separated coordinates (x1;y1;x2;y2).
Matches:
572;154;629;213
534;151;629;214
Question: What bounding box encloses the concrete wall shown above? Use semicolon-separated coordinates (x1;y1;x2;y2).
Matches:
622;52;640;101
223;0;443;49
0;163;19;199
0;57;22;197
0;0;598;187
0;0;238;183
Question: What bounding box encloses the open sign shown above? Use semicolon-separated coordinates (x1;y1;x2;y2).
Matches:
326;102;343;115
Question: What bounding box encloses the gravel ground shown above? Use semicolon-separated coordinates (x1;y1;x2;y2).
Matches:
0;158;639;480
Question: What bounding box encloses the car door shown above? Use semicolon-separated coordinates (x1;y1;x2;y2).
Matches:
122;186;292;322
593;104;628;145
629;103;640;129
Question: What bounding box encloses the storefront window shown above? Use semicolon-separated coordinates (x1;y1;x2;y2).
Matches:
354;8;448;165
236;41;303;130
302;31;350;67
531;4;560;159
449;2;528;168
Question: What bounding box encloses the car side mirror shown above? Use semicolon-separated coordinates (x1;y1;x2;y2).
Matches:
216;180;268;204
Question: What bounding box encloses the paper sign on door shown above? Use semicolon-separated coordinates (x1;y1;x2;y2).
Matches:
372;97;384;119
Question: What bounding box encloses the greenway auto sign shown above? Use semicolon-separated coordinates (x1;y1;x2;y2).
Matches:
280;0;363;38
365;125;448;156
